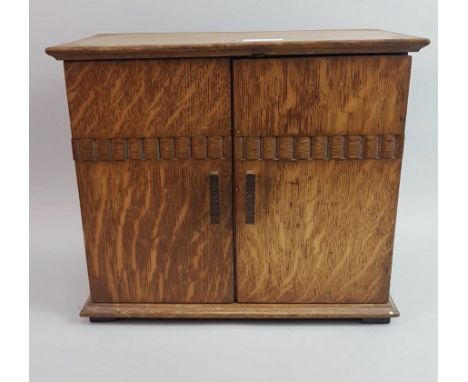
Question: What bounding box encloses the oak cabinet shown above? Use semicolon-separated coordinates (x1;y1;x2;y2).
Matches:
46;30;429;322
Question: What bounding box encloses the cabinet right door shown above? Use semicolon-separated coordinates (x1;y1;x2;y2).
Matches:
233;55;411;303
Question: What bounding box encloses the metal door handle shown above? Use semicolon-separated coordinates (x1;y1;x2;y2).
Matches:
209;172;220;224
245;172;256;224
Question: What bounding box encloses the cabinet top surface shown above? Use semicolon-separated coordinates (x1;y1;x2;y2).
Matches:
46;29;429;60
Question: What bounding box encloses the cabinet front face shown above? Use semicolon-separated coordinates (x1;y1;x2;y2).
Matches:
65;59;234;303
233;55;411;303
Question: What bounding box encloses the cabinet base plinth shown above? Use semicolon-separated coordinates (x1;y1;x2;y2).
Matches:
80;296;399;321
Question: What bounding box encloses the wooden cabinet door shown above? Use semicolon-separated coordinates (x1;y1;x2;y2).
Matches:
233;55;411;303
65;59;233;303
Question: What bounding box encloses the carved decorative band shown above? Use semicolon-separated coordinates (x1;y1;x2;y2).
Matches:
72;136;231;161
72;135;402;161
235;135;404;161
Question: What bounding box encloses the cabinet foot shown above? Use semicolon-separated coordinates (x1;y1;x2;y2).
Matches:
360;317;391;324
89;317;119;323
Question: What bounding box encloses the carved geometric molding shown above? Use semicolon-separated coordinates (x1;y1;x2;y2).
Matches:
72;134;404;162
72;136;231;161
235;135;404;161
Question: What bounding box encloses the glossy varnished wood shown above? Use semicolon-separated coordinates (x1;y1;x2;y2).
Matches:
66;59;233;303
234;55;410;303
46;30;429;60
80;296;399;319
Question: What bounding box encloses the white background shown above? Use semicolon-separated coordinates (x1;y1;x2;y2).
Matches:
29;1;437;381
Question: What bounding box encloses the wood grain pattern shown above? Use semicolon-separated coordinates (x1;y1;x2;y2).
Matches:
234;55;408;303
235;160;402;303
45;30;430;60
76;161;233;303
80;296;400;319
66;58;233;303
235;135;403;160
47;28;431;320
233;55;411;136
72;136;230;161
64;59;230;138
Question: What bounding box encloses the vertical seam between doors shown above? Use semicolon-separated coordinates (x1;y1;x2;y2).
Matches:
229;58;238;302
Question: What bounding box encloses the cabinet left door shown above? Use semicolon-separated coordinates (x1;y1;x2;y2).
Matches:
64;59;233;303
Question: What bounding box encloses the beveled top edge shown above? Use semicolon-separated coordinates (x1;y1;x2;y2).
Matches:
45;29;430;61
